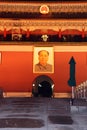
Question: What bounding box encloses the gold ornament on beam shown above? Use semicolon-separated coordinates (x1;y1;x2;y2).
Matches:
40;5;49;14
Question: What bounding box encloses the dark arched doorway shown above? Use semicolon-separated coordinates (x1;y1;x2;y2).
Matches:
32;75;54;97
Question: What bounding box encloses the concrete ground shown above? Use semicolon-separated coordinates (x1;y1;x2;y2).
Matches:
0;97;87;130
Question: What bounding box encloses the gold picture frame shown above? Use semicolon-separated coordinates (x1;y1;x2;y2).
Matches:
33;46;54;73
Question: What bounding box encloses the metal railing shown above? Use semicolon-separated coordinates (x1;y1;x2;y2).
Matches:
75;80;87;100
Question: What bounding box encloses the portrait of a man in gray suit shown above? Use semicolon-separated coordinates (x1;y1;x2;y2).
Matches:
35;50;52;72
33;47;54;73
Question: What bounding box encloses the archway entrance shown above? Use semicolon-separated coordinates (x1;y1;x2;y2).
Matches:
32;75;54;97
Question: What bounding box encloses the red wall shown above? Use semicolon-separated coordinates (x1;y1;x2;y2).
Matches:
0;51;87;93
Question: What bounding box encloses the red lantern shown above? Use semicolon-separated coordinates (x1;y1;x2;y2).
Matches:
59;29;61;38
82;28;85;38
26;29;30;38
4;28;7;38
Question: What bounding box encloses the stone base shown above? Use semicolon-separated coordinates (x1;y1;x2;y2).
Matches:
3;92;71;98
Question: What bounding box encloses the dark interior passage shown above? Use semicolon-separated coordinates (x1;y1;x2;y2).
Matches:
32;75;54;97
38;81;52;97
